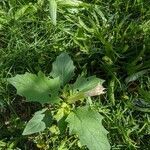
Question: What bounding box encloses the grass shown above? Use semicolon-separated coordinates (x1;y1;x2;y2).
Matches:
0;0;150;149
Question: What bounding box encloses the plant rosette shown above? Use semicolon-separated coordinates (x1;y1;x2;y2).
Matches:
8;52;110;150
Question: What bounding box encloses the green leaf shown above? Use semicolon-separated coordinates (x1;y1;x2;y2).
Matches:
22;108;52;135
133;98;150;112
48;0;57;25
125;70;148;83
8;72;61;104
14;4;37;20
73;76;104;93
15;5;29;20
66;106;110;150
57;0;83;7
67;76;105;103
50;53;75;86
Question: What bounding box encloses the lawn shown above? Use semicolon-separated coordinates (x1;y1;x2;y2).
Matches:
0;0;150;149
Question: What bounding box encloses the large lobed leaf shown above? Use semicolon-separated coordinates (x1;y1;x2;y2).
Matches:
66;106;110;150
67;76;105;103
50;53;75;86
8;72;61;104
23;109;52;135
73;76;104;93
